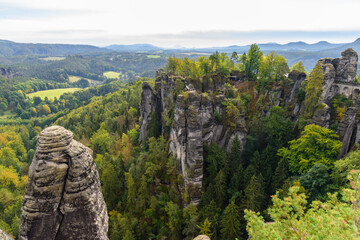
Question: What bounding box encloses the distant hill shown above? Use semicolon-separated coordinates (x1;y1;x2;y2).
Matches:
105;44;162;52
0;40;110;57
2;38;360;71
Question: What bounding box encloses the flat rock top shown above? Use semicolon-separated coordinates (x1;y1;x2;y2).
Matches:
193;235;210;240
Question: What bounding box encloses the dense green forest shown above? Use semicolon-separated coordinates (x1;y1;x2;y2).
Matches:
1;44;360;239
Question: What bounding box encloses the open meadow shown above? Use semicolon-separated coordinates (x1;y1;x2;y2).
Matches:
27;88;82;100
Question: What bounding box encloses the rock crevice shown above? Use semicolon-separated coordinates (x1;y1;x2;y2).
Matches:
19;126;108;240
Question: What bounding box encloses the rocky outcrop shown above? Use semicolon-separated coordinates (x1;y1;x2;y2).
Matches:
140;72;247;204
319;58;337;104
288;70;307;102
193;235;211;240
312;104;331;128
320;49;358;104
337;107;358;157
0;67;14;79
0;229;13;240
170;92;204;204
19;126;108;240
139;82;158;143
334;48;358;83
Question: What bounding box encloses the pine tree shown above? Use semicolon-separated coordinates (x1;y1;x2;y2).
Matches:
228;165;244;201
182;204;200;240
304;62;323;118
220;201;241;240
214;170;227;208
198;218;213;237
122;230;135;240
243;174;265;212
125;173;135;210
229;135;242;172
273;158;289;192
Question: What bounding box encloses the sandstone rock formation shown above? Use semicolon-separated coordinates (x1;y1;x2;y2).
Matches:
312;104;331;128
288;70;307;102
0;67;14;79
334;48;358;83
0;229;13;240
19;126;108;240
319;48;358;104
193;235;211;240
139;82;158;143
140;72;247;204
337;107;358;157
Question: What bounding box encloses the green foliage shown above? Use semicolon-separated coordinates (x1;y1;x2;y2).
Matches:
245;44;263;80
331;151;360;189
220;201;241;240
258;52;289;89
278;124;342;174
304;62;324;118
198;218;213;237
245;170;360;239
291;61;306;73
243;174;265;212
300;163;331;201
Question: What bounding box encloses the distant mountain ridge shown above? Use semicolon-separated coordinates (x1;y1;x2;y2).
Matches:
2;38;360;70
0;39;110;57
106;43;162;52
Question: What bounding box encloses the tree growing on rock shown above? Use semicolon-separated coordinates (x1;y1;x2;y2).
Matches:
304;62;323;118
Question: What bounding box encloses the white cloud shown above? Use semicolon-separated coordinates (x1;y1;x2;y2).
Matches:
1;0;360;47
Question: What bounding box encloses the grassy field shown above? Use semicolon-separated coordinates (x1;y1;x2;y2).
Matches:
0;111;15;119
68;75;82;83
27;88;82;100
103;71;121;79
147;55;161;59
40;57;66;61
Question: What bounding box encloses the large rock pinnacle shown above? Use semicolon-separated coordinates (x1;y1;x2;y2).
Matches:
19;126;108;240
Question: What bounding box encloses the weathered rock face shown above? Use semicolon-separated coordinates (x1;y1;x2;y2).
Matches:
193;235;211;240
139;82;158;143
312;104;331;128
19;126;108;240
320;48;358;103
337;107;358;157
0;229;13;240
288;70;307;102
334;48;358;83
140;72;247;204
170;92;204;204
0;67;14;79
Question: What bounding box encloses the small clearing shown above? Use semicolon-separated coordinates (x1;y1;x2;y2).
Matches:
27;88;82;100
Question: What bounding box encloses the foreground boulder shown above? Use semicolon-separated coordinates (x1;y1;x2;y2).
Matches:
0;229;13;240
18;126;108;240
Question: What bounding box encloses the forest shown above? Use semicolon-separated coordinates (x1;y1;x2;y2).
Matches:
1;44;360;239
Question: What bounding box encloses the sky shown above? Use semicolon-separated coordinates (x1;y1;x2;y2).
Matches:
1;0;360;48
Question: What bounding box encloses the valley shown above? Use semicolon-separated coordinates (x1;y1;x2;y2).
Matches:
1;40;360;239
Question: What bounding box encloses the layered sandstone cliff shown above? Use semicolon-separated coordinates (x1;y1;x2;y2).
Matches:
18;126;108;240
140;72;247;204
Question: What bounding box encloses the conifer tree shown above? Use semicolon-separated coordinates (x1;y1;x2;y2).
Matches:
243;174;265;212
220;201;241;240
198;218;213;237
273;158;289;192
214;170;227;208
304;62;323;118
229;135;242;171
182;204;200;240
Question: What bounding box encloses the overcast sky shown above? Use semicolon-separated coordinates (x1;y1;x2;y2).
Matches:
1;0;360;48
